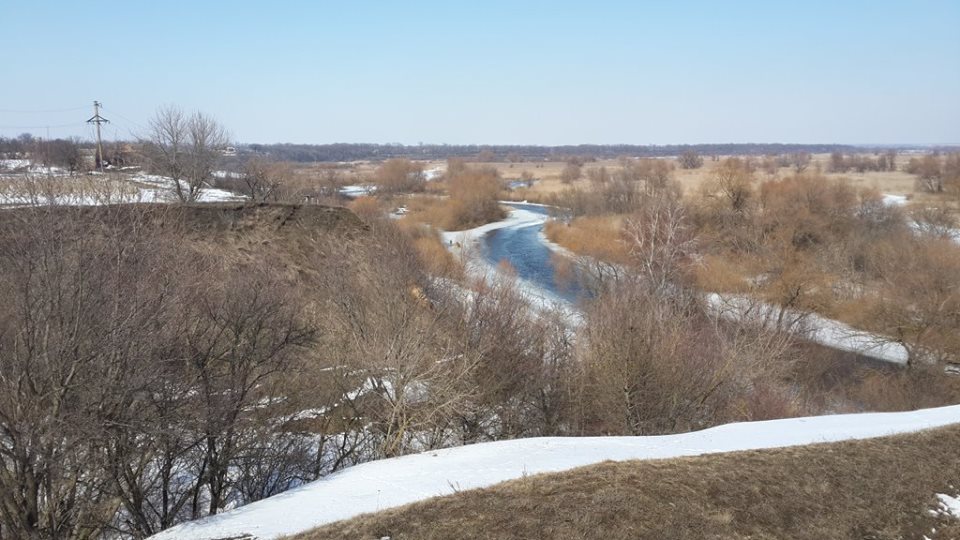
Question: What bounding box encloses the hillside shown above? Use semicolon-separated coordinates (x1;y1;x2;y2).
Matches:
148;405;960;540
0;201;369;282
301;424;960;540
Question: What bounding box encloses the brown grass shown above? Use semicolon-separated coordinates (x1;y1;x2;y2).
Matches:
543;215;629;263
789;342;960;414
402;194;505;231
693;254;753;293
396;218;464;278
292;424;960;540
485;154;928;200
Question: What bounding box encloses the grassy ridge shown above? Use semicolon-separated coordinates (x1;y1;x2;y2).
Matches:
294;425;960;540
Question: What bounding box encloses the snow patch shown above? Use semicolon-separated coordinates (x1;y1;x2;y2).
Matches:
882;193;908;206
934;492;960;518
339;184;376;198
706;293;909;365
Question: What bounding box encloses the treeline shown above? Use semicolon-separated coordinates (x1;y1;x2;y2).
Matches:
0;134;93;172
828;150;898;173
246;142;868;163
0;134;142;171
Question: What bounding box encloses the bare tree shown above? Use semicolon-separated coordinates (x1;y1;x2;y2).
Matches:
789;151;811;173
560;162;582;184
241;158;291;202
678;150;704;169
868;237;960;366
913;154;944;193
144;105;230;202
0;205;177;539
623;193;697;297
699;157;755;214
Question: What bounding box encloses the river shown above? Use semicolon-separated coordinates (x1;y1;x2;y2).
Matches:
480;202;583;303
468;202;908;365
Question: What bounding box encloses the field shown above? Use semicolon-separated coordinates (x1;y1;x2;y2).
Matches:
470;154;923;201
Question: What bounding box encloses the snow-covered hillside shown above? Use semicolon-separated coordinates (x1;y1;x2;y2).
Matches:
149;404;960;540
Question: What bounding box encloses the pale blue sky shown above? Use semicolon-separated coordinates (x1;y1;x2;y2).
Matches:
1;1;958;144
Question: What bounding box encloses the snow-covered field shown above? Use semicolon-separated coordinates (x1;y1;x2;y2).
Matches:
131;173;244;203
0;158;32;171
149;404;960;540
0;171;244;207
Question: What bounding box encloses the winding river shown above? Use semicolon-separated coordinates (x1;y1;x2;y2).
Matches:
470;202;909;365
480;202;582;303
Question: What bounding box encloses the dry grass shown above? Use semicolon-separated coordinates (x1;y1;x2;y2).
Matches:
345;196;464;278
396;217;464;279
486;154;927;200
401;194;505;231
693;254;753;293
543;215;630;263
789;342;960;414
307;154;931;202
292;424;960;540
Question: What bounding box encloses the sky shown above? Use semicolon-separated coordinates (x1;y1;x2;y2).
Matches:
1;0;958;145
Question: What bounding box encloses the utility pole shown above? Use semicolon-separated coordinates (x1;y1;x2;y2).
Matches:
87;101;109;172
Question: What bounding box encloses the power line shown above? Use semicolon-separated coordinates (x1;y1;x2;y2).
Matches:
0;106;88;113
0;122;87;130
87;101;109;172
99;105;148;132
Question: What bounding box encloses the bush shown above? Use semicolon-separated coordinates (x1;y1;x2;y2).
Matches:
678;150;703;169
375;158;425;193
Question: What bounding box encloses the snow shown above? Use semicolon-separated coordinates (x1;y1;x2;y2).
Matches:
882;193;908;206
935;493;960;518
440;205;548;248
0;159;66;175
339;184;377;198
706;293;909;365
132;173;244;203
0;158;31;170
446;206;912;363
1;172;245;208
149;403;960;540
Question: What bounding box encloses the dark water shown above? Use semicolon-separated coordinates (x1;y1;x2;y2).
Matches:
482;203;582;302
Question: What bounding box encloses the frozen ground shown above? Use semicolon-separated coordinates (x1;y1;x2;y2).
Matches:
149;404;960;540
